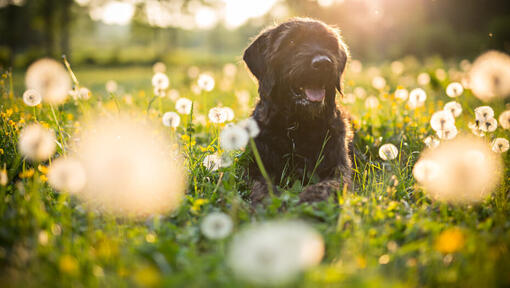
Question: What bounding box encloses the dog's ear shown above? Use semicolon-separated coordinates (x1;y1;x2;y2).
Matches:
335;38;349;94
243;30;275;100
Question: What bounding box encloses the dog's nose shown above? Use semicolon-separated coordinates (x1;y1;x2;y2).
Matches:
311;55;333;70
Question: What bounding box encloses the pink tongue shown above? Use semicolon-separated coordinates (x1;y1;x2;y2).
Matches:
304;88;326;102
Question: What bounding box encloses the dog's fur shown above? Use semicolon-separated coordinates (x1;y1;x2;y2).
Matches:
243;18;353;204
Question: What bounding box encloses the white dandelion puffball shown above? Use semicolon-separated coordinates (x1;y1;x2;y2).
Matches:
153;62;166;73
430;111;455;132
175;97;192;115
23;89;42;106
223;63;237;78
372;76;386;90
354;87;366;99
25;58;71;105
152;72;170;89
408;88;427;109
227;221;324;286
77;87;91;100
414;136;502;204
203;153;222;171
342;93;356;104
154;87;166;98
492;138;510;153
443;101;462;117
105;80;118;93
446;82;464;98
188;66;200;78
162;112;180;128
18;124;56;162
73;115;186;217
417;72;431;86
220;125;249;151
391;61;404;75
222;107;235;122
498;110;510;129
200;212;233;240
436;125;458;140
208;107;228;124
424;136;440;149
197;73;215;91
350;59;363;73
365;96;379;109
394;88;409;101
435;68;447;81
168;89;180;101
478;117;497;132
238;117;260;138
469;50;510;101
379;143;399;161
48;157;86;194
469;122;485;137
474;106;495;121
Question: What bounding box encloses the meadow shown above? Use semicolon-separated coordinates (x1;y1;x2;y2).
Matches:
1;54;510;288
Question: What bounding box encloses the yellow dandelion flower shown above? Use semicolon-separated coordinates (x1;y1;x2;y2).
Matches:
59;255;79;275
38;164;48;174
19;168;35;178
435;228;464;254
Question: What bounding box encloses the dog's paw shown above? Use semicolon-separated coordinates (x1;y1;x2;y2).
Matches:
298;180;341;203
249;181;278;205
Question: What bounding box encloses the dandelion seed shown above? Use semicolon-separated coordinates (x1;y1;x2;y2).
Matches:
222;107;235;122
469;50;510;101
208;107;228;124
394;88;408;101
162;112;180;128
443;101;462;117
391;61;404;75
48;157;86;194
365;96;379;109
25;58;71;105
152;62;166;73
74;115;186;217
220;125;249;151
474;106;495;121
436;125;457;140
227;221;324;286
203;153;221;171
424;136;440;149
417;72;431;86
198;73;215;91
238;117;260;138
414;136;502;203
18;124;56;161
379;143;398;160
498;110;510;129
491;138;509;153
200;212;233;240
408;88;427;109
175;97;192;115
372;76;386;90
152;72;169;89
105;80;118;93
445;82;463;98
430;111;455;132
23;89;42;106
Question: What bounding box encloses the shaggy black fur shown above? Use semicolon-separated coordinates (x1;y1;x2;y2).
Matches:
243;18;353;204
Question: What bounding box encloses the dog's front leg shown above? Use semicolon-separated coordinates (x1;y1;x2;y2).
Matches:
298;168;352;203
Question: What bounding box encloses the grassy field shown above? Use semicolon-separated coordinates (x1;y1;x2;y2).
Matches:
1;56;510;287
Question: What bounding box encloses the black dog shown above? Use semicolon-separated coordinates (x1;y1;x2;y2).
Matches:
244;18;353;204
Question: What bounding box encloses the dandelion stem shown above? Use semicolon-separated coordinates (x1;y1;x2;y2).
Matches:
146;95;157;113
8;68;14;98
110;93;121;113
50;104;66;155
32;106;37;122
249;138;274;197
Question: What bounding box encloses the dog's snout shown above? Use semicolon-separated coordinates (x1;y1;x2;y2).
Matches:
311;55;333;70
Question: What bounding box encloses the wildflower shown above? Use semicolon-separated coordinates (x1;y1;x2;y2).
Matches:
48;157;87;194
105;80;118;93
162;112;180;128
414;136;502;203
469;50;510;101
394;88;408;101
175;97;192;115
197;73;215;91
222;107;235;121
417;72;430;86
435;228;464;254
474;106;494;121
372;76;386;90
25;58;71;105
424;136;440;149
446;82;463;97
436;125;457;140
74;115;186;217
203;153;222;171
408;88;427;109
498;110;510;129
391;61;404;75
238;117;260;138
379;143;398;160
227;221;324;286
152;62;166;73
443;101;462;117
18;124;56;161
491;138;509;153
152;72;169;89
220;125;249;151
200;212;233;240
364;96;379;109
208;107;228;124
23;89;42;106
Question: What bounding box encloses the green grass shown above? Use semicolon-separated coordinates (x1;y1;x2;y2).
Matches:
1;57;509;288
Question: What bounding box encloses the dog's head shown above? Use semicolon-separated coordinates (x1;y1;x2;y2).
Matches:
244;18;349;118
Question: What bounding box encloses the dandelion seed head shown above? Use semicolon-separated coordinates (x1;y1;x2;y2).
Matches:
152;72;170;90
208;107;228;124
238;117;260;138
187;66;200;79
469;50;510;101
491;138;509;153
168;89;180;101
435;68;447;81
379;143;399;161
200;212;233;240
430;110;455;132
417;72;431;86
220;125;249;151
372;76;386;90
203;153;222;171
479;117;497;132
18;124;56;162
436;125;457;140
197;73;215;91
443;101;462;117
153;87;166;98
365;96;379;109
152;62;166;73
48;157;86;194
162;112;180;128
446;82;464;98
408;88;427;109
175;97;192;115
222;107;235;122
354;87;366;99
394;88;408;101
498;110;510;130
424;136;440;149
474;106;495;121
105;80;118;93
223;63;237;78
23;89;42;106
391;61;404;75
350;59;363;73
25;58;71;105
